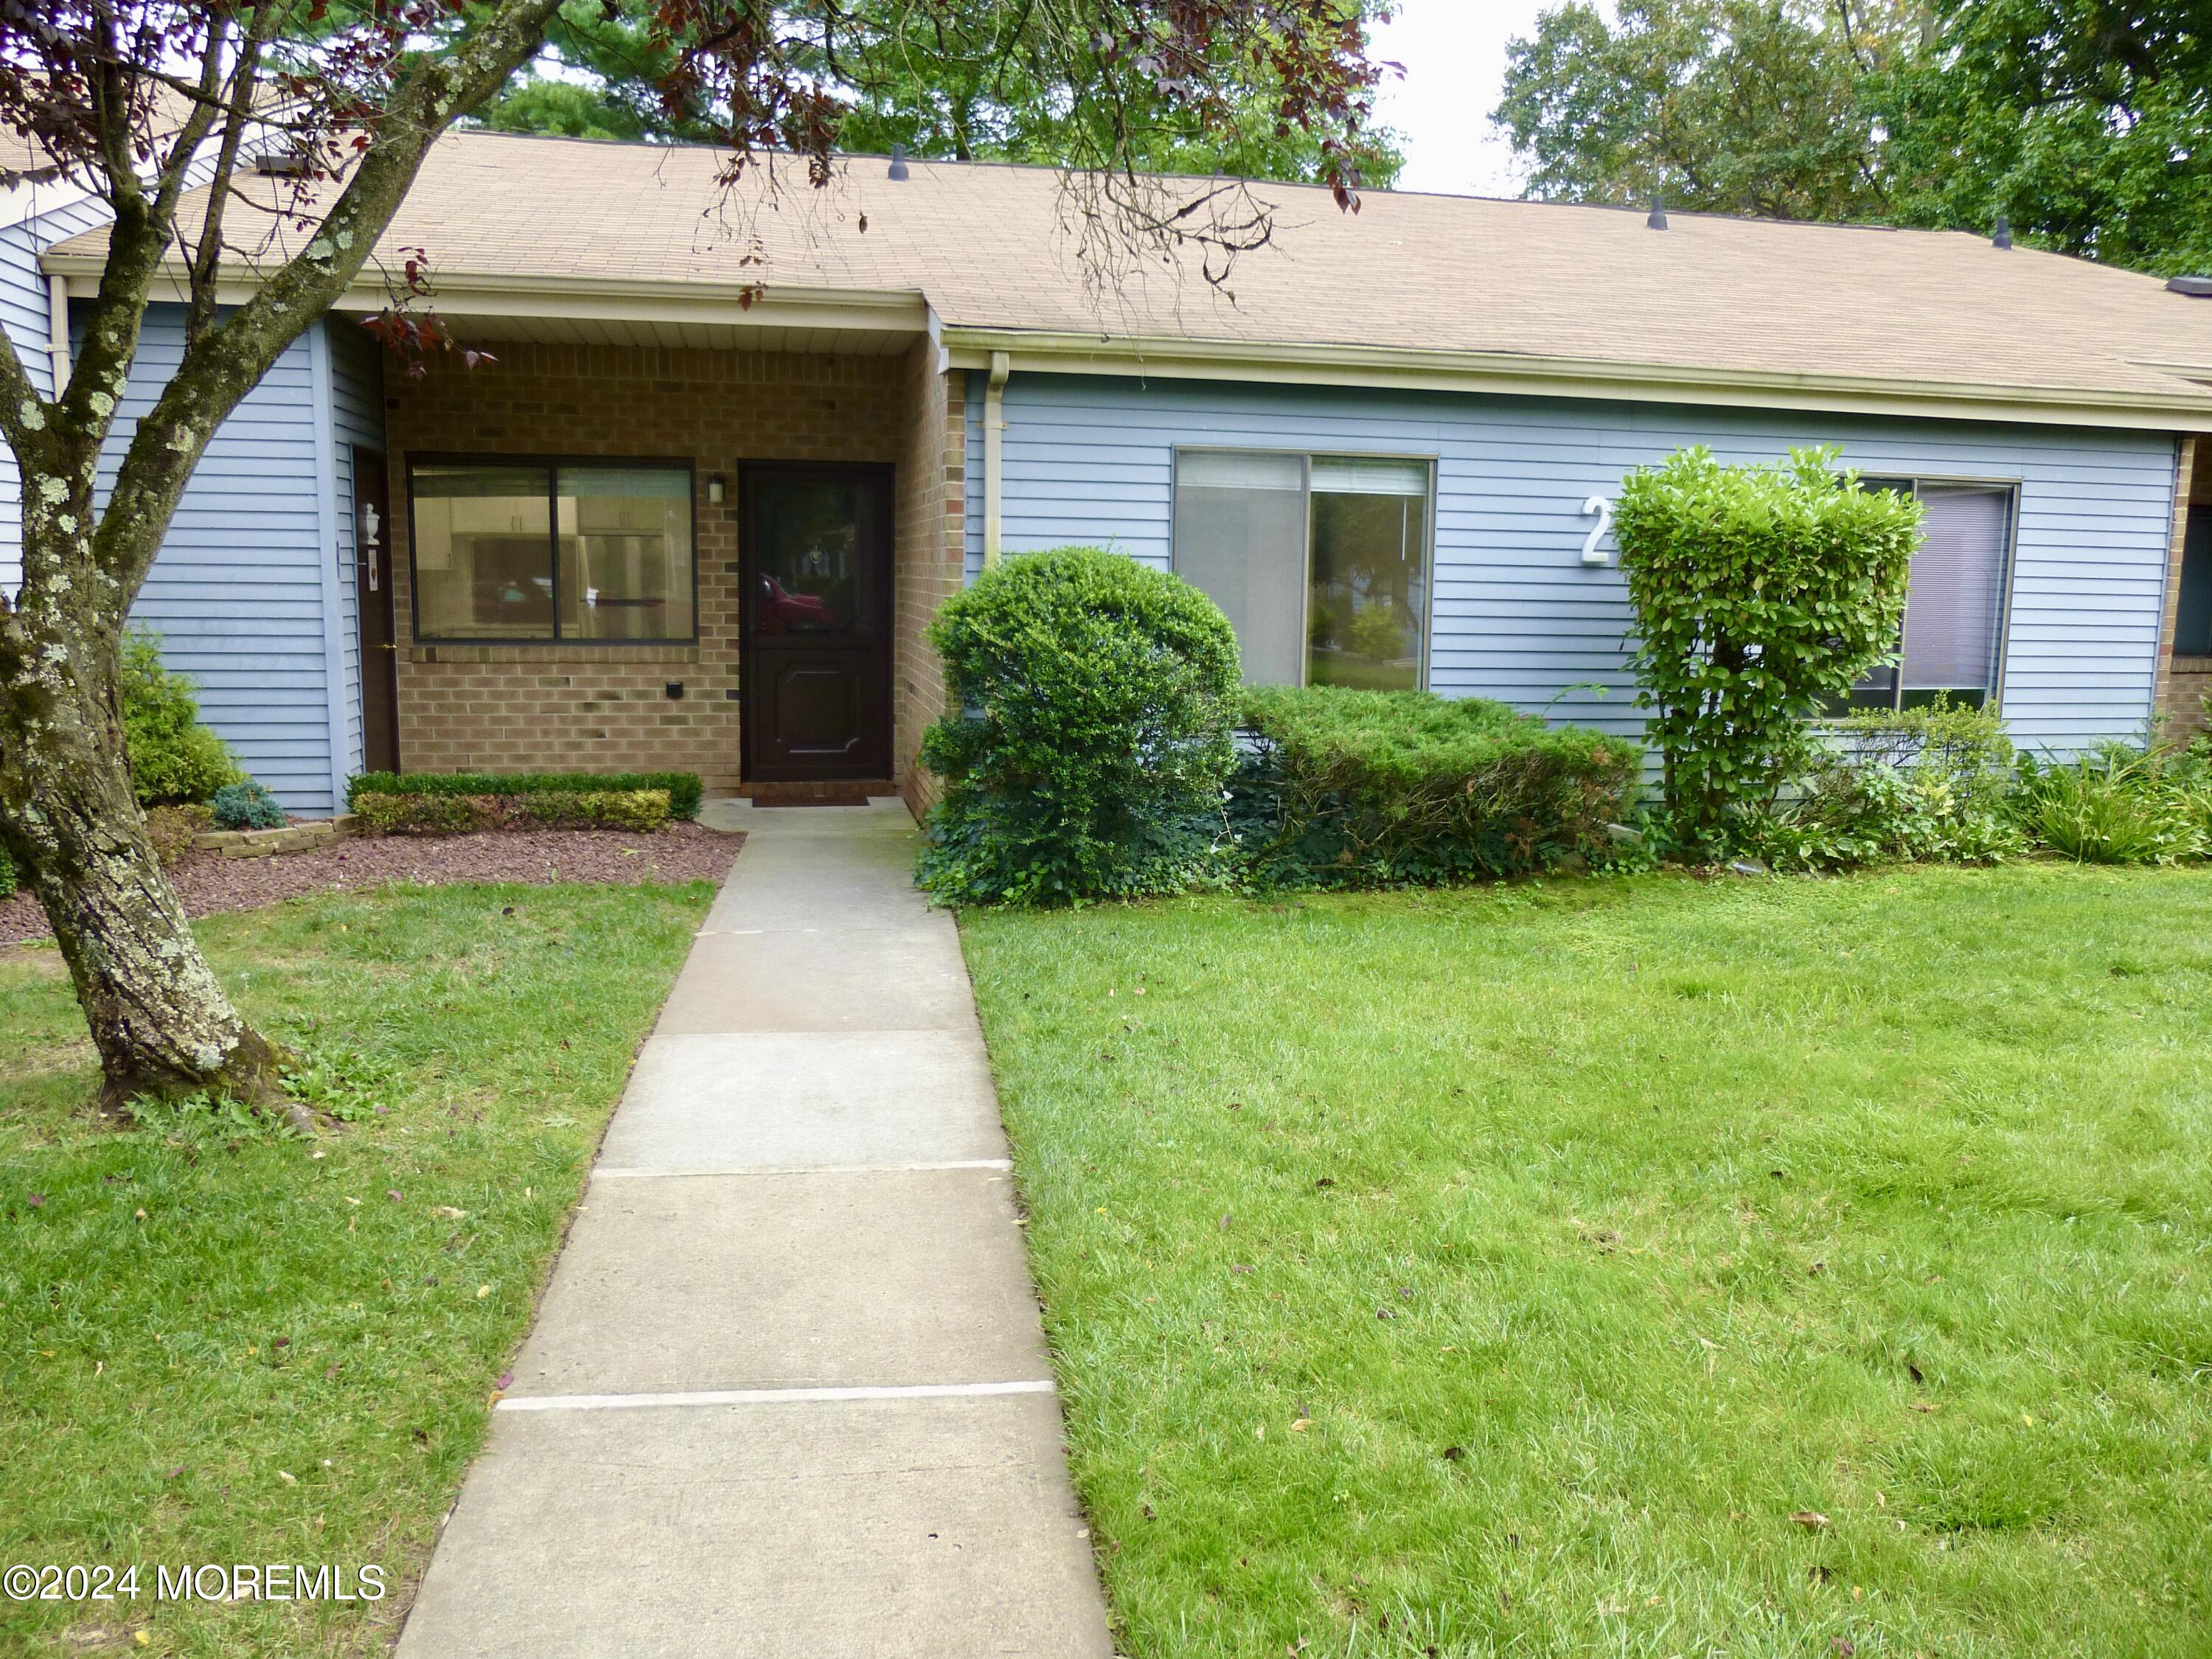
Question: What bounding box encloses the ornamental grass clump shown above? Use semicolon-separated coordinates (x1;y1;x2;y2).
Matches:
2014;743;2212;864
1615;446;1921;858
917;547;1241;905
1230;686;1641;887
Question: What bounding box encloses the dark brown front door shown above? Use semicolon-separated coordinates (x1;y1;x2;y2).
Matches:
353;448;400;774
740;462;894;782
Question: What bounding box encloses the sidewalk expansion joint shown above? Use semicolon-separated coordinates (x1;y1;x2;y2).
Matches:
496;1380;1057;1413
591;1159;1012;1179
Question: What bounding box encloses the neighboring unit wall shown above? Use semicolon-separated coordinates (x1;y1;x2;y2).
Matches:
975;374;2180;757
894;350;964;812
327;316;386;781
0;191;111;593
100;304;347;813
383;342;909;793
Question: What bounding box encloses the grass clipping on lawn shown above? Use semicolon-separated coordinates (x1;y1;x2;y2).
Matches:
961;864;2212;1658
0;880;711;1655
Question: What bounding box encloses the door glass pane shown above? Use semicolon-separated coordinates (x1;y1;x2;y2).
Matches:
1901;484;2011;709
1172;451;1307;686
751;473;881;636
557;466;695;641
1308;472;1429;692
412;464;552;639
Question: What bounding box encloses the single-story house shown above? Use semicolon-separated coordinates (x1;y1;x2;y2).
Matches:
7;129;2212;814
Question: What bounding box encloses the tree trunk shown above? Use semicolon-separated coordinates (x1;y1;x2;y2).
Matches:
0;543;291;1119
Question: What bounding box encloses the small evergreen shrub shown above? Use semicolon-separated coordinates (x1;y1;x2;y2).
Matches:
1740;697;2026;869
122;631;245;805
917;547;1241;905
209;780;285;830
1615;447;1921;856
2013;745;2210;864
0;844;15;898
1229;686;1641;887
347;769;702;821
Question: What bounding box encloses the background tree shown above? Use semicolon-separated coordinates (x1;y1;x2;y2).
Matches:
479;0;1406;187
1495;0;2212;277
0;0;1388;1114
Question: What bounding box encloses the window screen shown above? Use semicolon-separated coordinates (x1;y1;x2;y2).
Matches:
1172;451;1432;690
2174;506;2212;657
1844;479;2013;711
1172;451;1307;686
411;460;695;643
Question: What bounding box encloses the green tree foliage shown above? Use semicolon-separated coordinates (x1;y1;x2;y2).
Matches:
1613;446;1921;855
1496;0;2212;276
1495;0;1901;220
479;0;1405;187
917;548;1240;905
1877;0;2212;274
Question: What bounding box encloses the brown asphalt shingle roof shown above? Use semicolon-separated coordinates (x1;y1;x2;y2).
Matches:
46;127;2212;411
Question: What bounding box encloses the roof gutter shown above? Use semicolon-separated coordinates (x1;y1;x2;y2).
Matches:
940;328;2212;434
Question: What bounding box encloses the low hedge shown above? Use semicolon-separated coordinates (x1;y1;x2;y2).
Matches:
347;770;703;822
353;788;672;835
1228;686;1641;888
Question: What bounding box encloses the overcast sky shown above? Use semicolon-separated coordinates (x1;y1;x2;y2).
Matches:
1370;0;1556;199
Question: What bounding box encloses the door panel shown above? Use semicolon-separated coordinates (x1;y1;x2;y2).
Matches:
354;448;400;774
740;463;894;781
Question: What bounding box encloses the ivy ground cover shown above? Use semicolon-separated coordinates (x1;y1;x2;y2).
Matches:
0;880;710;1655
962;865;2212;1657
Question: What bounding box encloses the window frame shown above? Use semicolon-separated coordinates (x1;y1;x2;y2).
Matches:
404;452;701;647
1845;471;2022;715
1169;446;1439;692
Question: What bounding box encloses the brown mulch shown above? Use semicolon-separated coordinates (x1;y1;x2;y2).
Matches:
0;824;743;947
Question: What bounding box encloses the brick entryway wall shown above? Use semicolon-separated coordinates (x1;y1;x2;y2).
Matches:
383;339;964;796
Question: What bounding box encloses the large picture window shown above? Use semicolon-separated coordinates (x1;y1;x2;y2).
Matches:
1846;478;2015;710
1172;450;1433;691
411;459;695;643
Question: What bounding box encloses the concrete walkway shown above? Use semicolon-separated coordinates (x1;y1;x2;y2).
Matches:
395;801;1116;1659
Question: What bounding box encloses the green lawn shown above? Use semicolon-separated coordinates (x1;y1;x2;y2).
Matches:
0;880;711;1657
961;864;2212;1658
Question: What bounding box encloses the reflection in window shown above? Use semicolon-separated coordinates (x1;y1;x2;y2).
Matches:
411;464;554;641
557;467;694;641
750;473;882;636
1172;451;1432;690
1308;458;1430;692
409;460;695;642
2174;506;2211;657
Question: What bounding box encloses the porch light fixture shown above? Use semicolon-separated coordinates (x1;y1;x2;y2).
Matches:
707;473;726;504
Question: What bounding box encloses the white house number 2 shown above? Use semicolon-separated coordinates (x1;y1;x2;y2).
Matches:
1580;495;1615;567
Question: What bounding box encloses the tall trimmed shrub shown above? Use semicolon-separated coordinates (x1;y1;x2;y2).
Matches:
122;631;244;805
917;547;1241;904
1615;446;1921;854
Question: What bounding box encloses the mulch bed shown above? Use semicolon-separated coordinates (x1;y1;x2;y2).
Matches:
0;824;742;948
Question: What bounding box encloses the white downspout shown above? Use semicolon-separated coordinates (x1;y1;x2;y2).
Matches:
982;349;1009;569
45;272;69;395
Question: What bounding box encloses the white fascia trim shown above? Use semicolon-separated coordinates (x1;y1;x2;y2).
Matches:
941;328;2212;435
41;253;932;335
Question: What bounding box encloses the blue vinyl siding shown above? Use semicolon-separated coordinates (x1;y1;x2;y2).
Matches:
97;304;341;813
327;317;384;782
976;374;2180;757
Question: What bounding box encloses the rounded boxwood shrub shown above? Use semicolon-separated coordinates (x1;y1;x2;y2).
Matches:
917;547;1240;905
